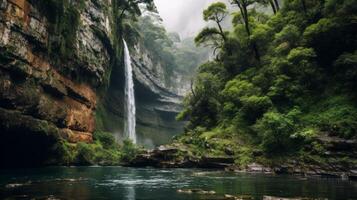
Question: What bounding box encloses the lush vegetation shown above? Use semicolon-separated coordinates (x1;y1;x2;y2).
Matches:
177;0;357;166
57;131;141;166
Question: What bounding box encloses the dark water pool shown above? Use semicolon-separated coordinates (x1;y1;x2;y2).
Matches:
0;167;356;200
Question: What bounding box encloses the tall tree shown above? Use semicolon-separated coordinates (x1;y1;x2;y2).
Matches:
195;2;228;52
273;0;280;10
230;0;261;61
261;0;280;14
117;0;154;20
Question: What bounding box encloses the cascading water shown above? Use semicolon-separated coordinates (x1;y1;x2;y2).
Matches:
123;39;137;144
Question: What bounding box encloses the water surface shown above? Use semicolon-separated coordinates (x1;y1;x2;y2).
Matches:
0;167;356;200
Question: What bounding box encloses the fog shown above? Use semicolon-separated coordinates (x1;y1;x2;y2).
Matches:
153;0;226;38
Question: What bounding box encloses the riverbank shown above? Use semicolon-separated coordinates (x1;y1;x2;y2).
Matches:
126;144;357;181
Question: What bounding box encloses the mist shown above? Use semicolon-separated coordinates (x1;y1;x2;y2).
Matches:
153;0;226;38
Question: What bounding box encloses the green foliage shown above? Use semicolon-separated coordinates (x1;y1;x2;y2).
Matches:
93;131;116;149
254;108;303;154
195;2;228;50
203;2;228;22
121;139;140;162
76;142;96;165
179;0;357;160
306;96;357;139
240;95;272;123
221;78;272;123
333;51;357;93
57;141;77;165
178;62;225;129
195;27;224;48
56;131;128;166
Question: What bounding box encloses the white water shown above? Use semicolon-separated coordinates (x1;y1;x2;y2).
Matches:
123;39;137;144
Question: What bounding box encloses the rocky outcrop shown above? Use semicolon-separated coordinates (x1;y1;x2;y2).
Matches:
127;137;357;180
99;9;190;147
0;0;113;166
127;145;235;168
132;42;188;146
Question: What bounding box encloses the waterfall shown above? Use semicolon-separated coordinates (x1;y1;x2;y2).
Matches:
123;39;137;144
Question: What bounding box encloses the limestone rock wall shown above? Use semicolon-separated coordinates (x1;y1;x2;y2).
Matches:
101;41;188;147
0;0;188;158
0;0;113;153
132;42;187;147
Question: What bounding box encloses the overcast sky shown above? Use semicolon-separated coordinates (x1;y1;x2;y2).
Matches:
153;0;225;38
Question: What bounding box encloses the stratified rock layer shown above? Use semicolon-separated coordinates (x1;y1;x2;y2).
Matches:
0;0;113;166
0;0;189;165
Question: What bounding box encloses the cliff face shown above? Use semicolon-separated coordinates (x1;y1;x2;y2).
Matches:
0;0;113;165
99;26;190;148
0;0;188;165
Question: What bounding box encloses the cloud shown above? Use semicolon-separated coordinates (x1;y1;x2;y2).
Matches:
154;0;227;38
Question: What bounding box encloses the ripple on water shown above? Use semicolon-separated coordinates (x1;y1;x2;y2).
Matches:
97;177;191;189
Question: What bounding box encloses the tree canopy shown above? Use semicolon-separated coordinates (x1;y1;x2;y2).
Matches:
177;0;357;162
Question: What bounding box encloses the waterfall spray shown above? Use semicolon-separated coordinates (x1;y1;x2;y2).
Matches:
123;39;137;144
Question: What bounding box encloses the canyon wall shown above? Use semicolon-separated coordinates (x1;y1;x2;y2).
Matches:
0;0;188;165
98;9;190;147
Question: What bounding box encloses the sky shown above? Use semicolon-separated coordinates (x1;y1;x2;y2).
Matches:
153;0;225;38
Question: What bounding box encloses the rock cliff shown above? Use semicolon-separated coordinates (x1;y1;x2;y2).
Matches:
0;0;188;166
98;8;190;147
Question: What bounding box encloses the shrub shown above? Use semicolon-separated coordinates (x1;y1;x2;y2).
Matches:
121;139;140;162
93;131;116;149
240;95;272;123
311;96;357;139
254;108;302;154
76;142;96;165
57;141;76;165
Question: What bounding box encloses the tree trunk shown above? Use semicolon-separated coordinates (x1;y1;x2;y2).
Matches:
232;0;260;61
269;0;277;14
273;0;280;11
242;2;260;61
190;79;196;98
242;2;250;35
252;43;260;62
216;21;227;41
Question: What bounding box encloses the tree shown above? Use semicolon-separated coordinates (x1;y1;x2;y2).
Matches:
258;0;280;14
116;0;154;20
203;2;228;41
195;2;228;52
230;0;261;61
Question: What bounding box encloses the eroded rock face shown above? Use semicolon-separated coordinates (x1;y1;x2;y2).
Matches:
101;40;189;147
0;0;189;165
101;23;190;147
0;0;113;165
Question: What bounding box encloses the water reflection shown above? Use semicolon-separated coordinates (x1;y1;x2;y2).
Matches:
126;186;136;200
125;168;136;200
0;167;356;200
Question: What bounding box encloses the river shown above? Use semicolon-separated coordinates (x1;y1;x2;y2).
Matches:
0;167;356;200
